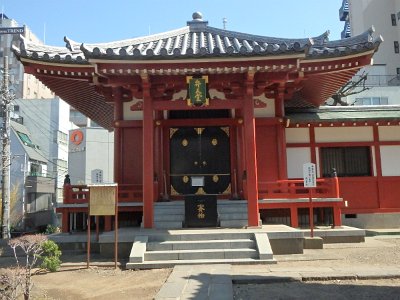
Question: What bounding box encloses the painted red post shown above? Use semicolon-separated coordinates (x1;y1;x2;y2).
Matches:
61;211;69;233
333;205;342;227
113;87;123;185
275;86;288;180
309;188;314;237
142;75;154;228
290;207;299;228
243;72;259;227
104;216;112;231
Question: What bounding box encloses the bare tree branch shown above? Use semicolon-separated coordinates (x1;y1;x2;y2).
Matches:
327;72;371;106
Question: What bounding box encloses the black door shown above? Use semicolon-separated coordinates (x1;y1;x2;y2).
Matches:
170;127;231;196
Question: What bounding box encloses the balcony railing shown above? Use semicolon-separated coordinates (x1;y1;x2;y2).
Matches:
258;177;339;199
64;178;339;204
339;0;349;21
63;184;144;204
351;75;400;87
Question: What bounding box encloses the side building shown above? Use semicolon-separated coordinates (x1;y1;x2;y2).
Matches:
14;97;70;204
339;0;400;105
10;120;55;231
1;14;54;99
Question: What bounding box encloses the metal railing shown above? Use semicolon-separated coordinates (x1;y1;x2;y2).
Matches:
351;75;400;87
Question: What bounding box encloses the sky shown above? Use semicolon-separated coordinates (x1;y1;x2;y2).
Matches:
1;0;344;46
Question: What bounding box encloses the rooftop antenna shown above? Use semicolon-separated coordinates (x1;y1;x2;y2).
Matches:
223;17;227;30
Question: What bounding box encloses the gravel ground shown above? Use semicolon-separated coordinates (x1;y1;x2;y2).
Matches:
233;236;400;300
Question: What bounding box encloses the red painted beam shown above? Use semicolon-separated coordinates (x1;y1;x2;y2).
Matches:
152;98;243;111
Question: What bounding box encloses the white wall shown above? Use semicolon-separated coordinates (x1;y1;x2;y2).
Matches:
286;147;311;179
123;99;144;120
379;125;400;141
315;127;373;142
380;145;400;176
254;95;275;118
285;128;310;143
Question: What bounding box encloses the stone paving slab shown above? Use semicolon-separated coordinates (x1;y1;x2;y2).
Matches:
155;264;233;300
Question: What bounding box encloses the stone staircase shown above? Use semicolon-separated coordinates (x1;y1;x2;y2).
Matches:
153;200;250;229
126;231;275;269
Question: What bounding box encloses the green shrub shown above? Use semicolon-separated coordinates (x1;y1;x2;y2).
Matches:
38;240;62;272
44;224;60;235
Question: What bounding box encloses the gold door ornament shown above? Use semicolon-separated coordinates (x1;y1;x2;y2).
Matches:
182;139;188;147
211;138;218;146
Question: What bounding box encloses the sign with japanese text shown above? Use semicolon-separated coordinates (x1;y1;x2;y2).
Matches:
187;75;209;107
303;163;317;188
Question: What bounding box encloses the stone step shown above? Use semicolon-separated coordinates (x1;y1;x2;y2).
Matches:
144;248;258;261
219;212;248;220
147;239;255;251
153;221;183;229
153;214;184;221
149;232;254;242
220;219;248;228
126;258;276;269
154;208;184;215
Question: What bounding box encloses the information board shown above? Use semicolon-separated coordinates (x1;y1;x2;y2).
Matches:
88;184;117;216
303;163;317;188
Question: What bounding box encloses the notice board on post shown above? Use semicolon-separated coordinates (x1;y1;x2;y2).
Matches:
88;183;117;216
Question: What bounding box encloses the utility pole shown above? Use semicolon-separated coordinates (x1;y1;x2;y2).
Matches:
0;23;25;239
1;55;11;239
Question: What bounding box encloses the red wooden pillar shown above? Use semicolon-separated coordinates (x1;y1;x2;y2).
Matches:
243;73;259;227
373;125;383;208
113;87;123;184
104;216;112;231
142;75;154;228
275;86;288;180
61;210;69;233
290;207;299;228
154;112;164;200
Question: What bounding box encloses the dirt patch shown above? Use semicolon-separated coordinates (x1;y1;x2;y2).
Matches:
30;267;171;300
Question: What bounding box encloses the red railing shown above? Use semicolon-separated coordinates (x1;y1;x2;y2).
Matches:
258;177;339;199
63;178;339;204
63;184;144;204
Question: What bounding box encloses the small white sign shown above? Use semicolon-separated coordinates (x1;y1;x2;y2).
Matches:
303;163;317;188
191;176;204;187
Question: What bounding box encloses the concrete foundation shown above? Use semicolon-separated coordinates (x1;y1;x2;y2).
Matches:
303;237;323;249
342;212;400;229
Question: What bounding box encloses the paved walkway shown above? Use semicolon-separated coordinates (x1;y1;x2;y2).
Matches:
155;264;400;300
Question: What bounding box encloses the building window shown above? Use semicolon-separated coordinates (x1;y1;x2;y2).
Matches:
397;68;400;76
398;11;400;20
54;130;68;145
354;97;388;105
394;41;399;53
321;147;371;177
392;14;397;26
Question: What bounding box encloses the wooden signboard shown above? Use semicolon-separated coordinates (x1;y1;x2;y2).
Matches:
88;184;117;216
87;183;118;268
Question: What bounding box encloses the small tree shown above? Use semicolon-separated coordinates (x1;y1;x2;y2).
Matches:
0;268;23;300
327;72;370;106
8;234;47;300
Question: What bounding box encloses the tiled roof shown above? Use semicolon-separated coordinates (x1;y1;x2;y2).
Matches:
286;106;400;122
12;12;382;64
